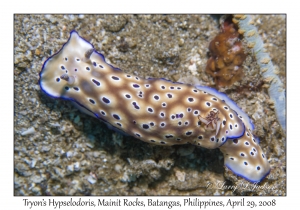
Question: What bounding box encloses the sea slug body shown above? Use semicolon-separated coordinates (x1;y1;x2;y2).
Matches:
39;30;270;183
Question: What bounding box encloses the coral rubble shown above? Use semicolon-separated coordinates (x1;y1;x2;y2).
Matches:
206;16;246;87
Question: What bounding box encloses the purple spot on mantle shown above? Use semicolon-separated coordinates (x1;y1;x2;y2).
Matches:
165;134;173;138
154;95;160;100
186;131;192;136
176;113;184;119
133;84;140;88
92;79;100;86
102;97;110;104
179;113;183;118
142;124;149;129
113;114;120;120
132;102;140;109
112;76;120;80
188;97;194;102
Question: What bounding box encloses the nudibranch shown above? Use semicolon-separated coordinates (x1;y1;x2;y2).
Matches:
39;30;270;183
